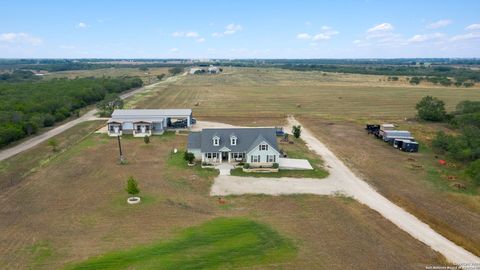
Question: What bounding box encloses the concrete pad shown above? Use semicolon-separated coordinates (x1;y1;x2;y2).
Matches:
278;158;313;170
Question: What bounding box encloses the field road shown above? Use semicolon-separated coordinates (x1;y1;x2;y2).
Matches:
0;75;182;162
284;116;479;266
211;116;480;265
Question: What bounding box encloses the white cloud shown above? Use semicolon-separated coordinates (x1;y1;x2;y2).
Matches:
224;23;242;35
296;26;339;42
185;31;199;38
77;22;88;28
0;32;43;46
450;32;480;42
367;23;393;33
466;24;480;31
212;23;243;37
169;48;179;52
172;31;184;37
296;33;311;40
426;20;451;29
408;33;445;43
196;37;205;43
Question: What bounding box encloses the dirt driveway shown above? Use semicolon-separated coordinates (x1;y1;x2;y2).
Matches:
210;116;480;265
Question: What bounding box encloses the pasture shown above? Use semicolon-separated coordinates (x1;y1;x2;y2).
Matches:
0;125;446;269
44;67;171;83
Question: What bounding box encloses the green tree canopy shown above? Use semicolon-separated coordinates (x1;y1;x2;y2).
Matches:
126;176;140;197
416;96;447;121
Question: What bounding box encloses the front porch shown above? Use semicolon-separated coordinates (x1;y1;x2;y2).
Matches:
201;152;246;164
133;121;152;137
108;122;122;137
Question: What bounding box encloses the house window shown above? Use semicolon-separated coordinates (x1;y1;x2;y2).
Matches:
267;155;276;162
232;153;244;159
251;155;260;163
213;137;220;146
231;137;237;145
259;144;268;151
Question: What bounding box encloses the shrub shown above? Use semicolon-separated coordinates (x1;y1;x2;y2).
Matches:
466;160;480;187
47;138;58;152
243;163;250;169
183;151;195;164
144;135;150;144
292;125;302;138
416;96;447;121
272;163;279;169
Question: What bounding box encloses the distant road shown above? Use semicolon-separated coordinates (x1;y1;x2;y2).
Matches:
0;78;169;162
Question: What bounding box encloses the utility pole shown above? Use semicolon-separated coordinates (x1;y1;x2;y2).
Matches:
117;135;124;163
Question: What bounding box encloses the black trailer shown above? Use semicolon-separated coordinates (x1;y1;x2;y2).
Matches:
393;139;419;152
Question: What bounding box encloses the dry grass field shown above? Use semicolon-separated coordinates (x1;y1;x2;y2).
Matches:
44;67;171;83
130;67;480;123
127;67;480;255
1;67;478;269
0;128;446;269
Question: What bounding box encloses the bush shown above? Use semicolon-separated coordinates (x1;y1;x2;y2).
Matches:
466;160;480;187
272;163;279;169
243;163;250;169
144;135;150;144
416;96;447;121
292;125;302;138
184;151;195;164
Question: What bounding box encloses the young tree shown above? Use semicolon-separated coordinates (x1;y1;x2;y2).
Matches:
48;138;58;152
292;125;302;138
416;96;447;121
144;135;150;144
125;176;140;198
184;151;195;164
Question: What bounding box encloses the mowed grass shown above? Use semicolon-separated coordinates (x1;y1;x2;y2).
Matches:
0;128;448;269
66;217;295;270
131;67;480;123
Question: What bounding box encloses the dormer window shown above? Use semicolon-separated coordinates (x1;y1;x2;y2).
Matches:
213;136;220;146
230;135;237;146
259;144;268;151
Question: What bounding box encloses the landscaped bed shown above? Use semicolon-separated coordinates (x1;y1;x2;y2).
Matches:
230;137;328;179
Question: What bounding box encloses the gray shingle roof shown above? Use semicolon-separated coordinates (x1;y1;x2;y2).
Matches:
187;128;278;153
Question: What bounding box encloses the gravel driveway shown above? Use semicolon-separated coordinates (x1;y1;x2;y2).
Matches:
210;116;480;265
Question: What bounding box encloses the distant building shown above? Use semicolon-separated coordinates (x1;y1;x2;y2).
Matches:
189;68;204;75
207;65;220;74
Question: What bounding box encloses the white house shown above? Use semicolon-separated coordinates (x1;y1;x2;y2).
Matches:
107;109;193;137
187;127;280;166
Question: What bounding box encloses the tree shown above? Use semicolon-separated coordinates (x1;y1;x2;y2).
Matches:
97;93;124;117
48;138;58;152
168;67;184;75
416;96;447;121
184;151;195;164
292;125;302;138
144;135;150;144
156;74;165;80
466;160;480;187
125;176;140;198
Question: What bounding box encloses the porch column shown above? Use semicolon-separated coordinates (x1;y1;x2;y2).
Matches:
201;153;205;163
228;153;231;163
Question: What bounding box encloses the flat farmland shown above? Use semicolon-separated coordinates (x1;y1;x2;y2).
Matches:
131;67;480;123
0;128;446;269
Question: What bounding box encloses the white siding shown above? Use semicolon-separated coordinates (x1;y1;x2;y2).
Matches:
246;141;280;164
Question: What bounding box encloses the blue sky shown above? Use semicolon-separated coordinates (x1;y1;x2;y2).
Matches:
1;0;479;58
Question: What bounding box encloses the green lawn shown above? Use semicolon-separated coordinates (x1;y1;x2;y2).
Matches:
66;217;296;270
231;137;329;179
230;167;328;179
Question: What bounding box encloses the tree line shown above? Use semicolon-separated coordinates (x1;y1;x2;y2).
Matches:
0;76;142;147
416;97;480;186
